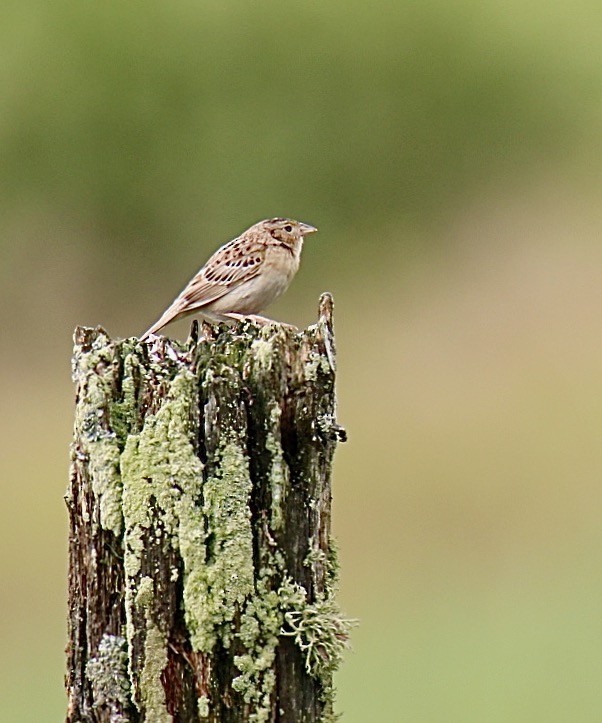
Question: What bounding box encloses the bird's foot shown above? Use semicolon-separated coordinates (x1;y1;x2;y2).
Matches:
225;313;298;331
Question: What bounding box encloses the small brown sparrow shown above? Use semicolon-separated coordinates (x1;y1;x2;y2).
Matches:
140;218;317;340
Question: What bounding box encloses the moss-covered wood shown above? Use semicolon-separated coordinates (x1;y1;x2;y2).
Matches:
66;294;351;723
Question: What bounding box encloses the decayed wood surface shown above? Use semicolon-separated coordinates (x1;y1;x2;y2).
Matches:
66;294;350;723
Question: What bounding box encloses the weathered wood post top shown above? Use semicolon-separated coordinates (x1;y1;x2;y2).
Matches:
67;293;351;722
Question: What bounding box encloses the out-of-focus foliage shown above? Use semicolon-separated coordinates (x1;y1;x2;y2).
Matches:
2;0;600;268
3;0;602;720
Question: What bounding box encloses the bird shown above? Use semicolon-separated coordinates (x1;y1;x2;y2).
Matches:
140;217;317;341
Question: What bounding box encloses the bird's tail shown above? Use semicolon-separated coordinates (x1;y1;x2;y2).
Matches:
139;318;167;342
139;302;184;341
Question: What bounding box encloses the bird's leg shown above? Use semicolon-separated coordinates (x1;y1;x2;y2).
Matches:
225;312;272;326
187;319;200;344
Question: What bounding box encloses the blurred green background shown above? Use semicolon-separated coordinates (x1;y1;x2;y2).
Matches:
3;0;602;720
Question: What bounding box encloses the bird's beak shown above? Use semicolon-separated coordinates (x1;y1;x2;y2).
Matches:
299;222;318;236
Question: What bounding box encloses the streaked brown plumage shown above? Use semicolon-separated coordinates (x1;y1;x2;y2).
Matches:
140;218;317;340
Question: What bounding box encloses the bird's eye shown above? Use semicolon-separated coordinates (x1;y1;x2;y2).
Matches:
284;225;292;233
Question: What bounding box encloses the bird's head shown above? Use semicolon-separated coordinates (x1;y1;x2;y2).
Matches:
259;217;318;246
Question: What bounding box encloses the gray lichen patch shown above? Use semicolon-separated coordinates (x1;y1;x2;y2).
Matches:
197;694;210;719
88;433;122;536
264;403;289;531
302;347;332;382
86;634;131;722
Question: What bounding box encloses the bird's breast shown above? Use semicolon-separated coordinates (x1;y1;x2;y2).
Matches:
209;243;301;315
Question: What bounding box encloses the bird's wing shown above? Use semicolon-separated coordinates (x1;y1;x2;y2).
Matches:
140;236;266;339
179;236;267;309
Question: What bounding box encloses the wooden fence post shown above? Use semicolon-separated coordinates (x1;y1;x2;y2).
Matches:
66;294;351;722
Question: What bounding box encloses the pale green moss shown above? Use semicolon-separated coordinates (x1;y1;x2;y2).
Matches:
280;581;356;721
72;330;123;536
250;338;275;371
232;576;300;723
86;634;131;722
135;575;154;607
121;368;254;657
282;595;355;681
139;619;170;723
109;352;140;443
90;435;122;536
129;575;171;722
304;545;327;569
185;437;254;651
120;368;205;654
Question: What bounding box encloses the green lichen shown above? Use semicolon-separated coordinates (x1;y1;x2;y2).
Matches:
72;330;123;536
135;575;155;607
231;572;353;723
304;545;328;570
120;367;204;579
119;367;204;713
305;539;341;596
250;338;275;371
86;634;131;722
248;334;289;532
280;540;355;721
185;437;254;651
303;347;332;382
120;368;205;644
281;588;356;721
130;576;170;722
232;576;301;723
109;352;140;444
73;320;351;721
120;368;254;655
90;435;122;536
281;595;355;681
139;619;170;722
325;538;341;589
